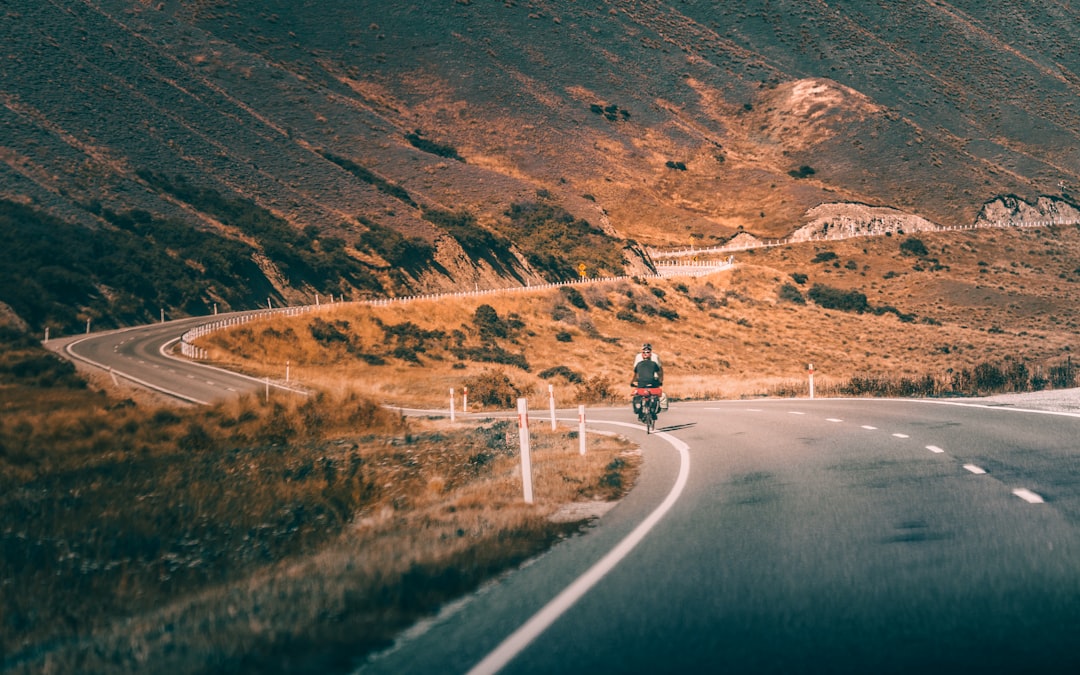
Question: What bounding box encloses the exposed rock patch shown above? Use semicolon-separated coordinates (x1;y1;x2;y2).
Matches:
791;202;939;242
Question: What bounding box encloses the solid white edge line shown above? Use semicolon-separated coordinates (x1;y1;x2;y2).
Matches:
467;423;691;675
63;335;210;405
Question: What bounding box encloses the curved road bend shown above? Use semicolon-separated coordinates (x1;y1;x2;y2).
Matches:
44;325;1080;672
359;398;1080;674
45;314;301;405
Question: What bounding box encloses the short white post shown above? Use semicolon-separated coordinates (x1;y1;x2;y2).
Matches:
44;327;49;342
463;386;468;413
265;377;270;401
578;405;587;455
808;363;815;399
450;388;456;422
86;317;91;334
214;303;218;315
268;297;272;310
517;398;534;504
286;360;291;383
160;308;165;323
548;384;557;431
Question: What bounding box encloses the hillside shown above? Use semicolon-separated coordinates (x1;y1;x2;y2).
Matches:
3;1;1080;332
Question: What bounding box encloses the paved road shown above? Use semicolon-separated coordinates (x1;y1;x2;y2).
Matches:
45;314;295;404
359;399;1080;674
46;324;1080;672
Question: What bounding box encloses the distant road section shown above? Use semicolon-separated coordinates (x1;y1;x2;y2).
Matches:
45;314;294;405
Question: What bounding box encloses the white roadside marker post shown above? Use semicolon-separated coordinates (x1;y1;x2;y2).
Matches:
450;388;456;423
808;363;815;400
579;405;587;455
548;384;557;431
518;398;534;504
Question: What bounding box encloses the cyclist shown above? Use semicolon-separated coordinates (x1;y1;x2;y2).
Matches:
632;343;663;387
632;344;664;420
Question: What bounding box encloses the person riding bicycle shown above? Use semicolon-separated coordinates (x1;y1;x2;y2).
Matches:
632;343;664;417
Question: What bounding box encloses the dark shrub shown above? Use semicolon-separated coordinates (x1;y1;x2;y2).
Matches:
538;365;583;383
779;284;806;304
561;286;588;309
465;370;523;408
900;237;929;257
807;284;868;313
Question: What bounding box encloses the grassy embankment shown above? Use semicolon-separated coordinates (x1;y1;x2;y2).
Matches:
0;325;639;673
201;224;1080;411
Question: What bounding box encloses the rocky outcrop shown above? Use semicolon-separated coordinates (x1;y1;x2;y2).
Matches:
790;202;939;241
975;195;1080;225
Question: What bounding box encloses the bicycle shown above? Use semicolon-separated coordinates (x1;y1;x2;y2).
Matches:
632;387;662;434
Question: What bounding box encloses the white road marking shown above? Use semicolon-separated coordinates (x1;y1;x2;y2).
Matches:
892;433;910;439
926;445;945;453
1012;488;1045;504
468;423;691;675
789;411;806;415
826;418;843;422
964;464;987;475
862;425;877;430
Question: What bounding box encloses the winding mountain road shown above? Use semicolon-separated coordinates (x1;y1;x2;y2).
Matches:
360;399;1080;674
47;322;1080;673
45;314;298;405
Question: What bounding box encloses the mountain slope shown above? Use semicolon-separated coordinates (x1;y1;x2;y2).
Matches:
2;0;1079;329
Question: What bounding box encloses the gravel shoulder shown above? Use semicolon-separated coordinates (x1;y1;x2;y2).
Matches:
974;387;1080;414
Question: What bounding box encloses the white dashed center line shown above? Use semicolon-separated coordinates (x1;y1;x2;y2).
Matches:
926;445;945;454
789;411;806;415
1012;488;1045;504
964;464;987;475
892;433;910;439
862;425;877;430
826;418;843;423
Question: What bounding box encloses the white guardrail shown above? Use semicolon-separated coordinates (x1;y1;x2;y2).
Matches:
179;262;735;358
182;215;1078;357
649;217;1080;260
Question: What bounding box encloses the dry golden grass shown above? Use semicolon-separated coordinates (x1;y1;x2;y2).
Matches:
2;376;639;672
198;225;1080;409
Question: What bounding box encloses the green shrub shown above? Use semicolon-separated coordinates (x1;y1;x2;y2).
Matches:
900;237;929;257
778;283;806;304
404;132;463;161
560;286;588;309
474;304;509;339
575;374;616;403
538;365;583;383
464;370;524;408
807;284;868;313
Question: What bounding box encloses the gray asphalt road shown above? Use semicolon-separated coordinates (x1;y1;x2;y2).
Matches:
359;399;1080;674
46;314;295;404
45;324;1080;673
